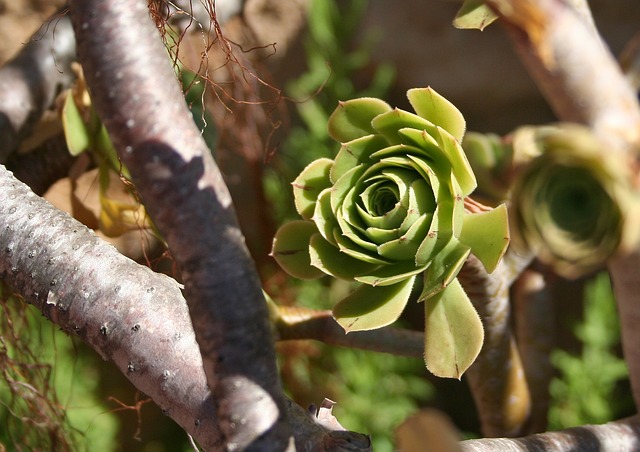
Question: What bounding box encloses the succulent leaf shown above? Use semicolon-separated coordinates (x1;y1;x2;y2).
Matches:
312;188;340;245
400;127;476;196
293;158;334;220
309;233;378;279
271;221;324;279
407;87;466;143
424;278;484;379
453;0;499;31
327;97;392;143
62;91;92;156
459;203;510;273
420;239;471;300
371;108;437;145
331;134;389;182
333;276;416;332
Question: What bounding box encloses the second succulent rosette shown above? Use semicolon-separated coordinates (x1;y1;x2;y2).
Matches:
272;87;510;378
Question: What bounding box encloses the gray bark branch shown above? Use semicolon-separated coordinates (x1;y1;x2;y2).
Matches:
67;0;291;448
0;164;370;451
0;11;76;162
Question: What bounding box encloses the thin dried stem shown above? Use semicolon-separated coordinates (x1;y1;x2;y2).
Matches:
275;305;424;358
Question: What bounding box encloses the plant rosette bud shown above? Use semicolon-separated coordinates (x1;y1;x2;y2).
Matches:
511;124;640;278
272;87;510;378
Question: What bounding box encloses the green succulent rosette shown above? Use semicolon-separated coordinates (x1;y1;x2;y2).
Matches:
511;124;640;278
272;87;510;378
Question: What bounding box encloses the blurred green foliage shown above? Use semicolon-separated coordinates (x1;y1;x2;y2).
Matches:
548;272;632;429
264;0;394;222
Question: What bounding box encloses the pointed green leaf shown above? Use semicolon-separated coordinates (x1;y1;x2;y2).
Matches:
424;278;484;379
309;233;378;280
312;188;339;245
331;134;389;183
271;221;324;279
293;158;334;220
62;91;91;156
334;231;390;265
453;0;499;31
400;127;476;196
407;87;466;143
377;214;432;261
458;204;510;273
331;164;366;212
328;97;392;143
371;108;437;145
333;276;416;332
419;239;471;300
355;261;427;287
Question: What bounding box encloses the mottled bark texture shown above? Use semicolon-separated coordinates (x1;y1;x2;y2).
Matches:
460;415;640;451
0;11;76;163
68;0;292;449
0;165;370;451
0;165;222;449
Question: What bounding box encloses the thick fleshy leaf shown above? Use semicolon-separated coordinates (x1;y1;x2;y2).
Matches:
312;188;339;245
406;178;436;219
415;206;447;266
333;276;416;332
462;131;512;202
453;0;499;31
309;233;378;279
328;97;392;143
331;164;366;211
293;158;334;220
400;127;476;196
371;108;438;145
407;87;466;143
424;278;484;379
355;261;427;286
62;91;91;156
331;134;389;183
419;239;471;300
377;214;432;261
459;203;510;273
271;221;324;280
334;231;390;265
